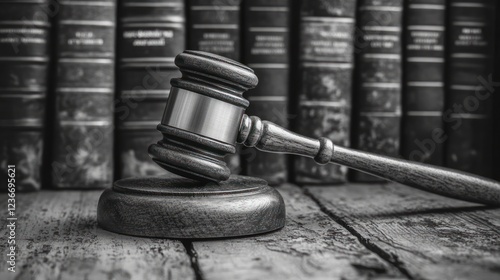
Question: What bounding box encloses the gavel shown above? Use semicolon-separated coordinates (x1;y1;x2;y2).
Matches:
149;50;500;206
98;50;500;239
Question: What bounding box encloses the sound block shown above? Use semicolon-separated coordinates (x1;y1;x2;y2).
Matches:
97;175;286;239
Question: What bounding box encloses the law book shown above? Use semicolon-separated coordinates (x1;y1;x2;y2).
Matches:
51;0;116;188
0;0;51;191
242;0;290;185
445;0;495;177
187;0;242;174
402;0;446;165
116;0;185;179
294;0;357;184
494;4;500;181
352;0;403;182
188;0;241;61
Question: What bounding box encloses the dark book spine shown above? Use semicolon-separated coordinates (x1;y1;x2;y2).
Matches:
116;0;185;179
353;0;403;182
294;0;357;184
402;0;446;165
188;0;241;61
445;0;495;177
0;0;51;191
242;0;290;185
188;0;242;173
51;0;116;188
494;4;500;181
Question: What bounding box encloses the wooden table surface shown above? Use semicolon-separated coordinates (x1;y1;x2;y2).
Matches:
1;183;499;280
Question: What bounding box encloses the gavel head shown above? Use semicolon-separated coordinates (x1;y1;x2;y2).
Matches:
148;50;258;182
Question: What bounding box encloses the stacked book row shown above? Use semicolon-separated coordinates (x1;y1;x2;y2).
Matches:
0;0;498;191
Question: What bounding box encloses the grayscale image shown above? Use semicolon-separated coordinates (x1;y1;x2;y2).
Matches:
1;0;499;279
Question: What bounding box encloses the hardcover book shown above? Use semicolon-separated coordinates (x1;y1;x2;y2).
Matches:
353;0;403;182
294;0;357;184
116;0;185;179
445;0;495;177
188;0;242;173
51;0;116;188
494;4;500;181
402;0;446;165
188;0;241;61
242;0;290;185
0;0;51;191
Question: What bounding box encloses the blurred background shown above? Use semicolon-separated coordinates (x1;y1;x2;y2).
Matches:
0;0;498;192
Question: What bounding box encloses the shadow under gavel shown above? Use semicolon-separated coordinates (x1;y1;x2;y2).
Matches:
149;50;500;206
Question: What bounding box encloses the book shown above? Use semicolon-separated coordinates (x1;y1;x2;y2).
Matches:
445;0;495;177
402;0;446;165
187;0;242;173
352;0;403;182
294;0;357;184
116;0;185;179
188;0;241;61
242;0;290;185
494;3;500;181
51;0;116;188
0;0;51;191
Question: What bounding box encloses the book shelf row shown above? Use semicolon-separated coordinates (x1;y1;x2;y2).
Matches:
0;0;498;191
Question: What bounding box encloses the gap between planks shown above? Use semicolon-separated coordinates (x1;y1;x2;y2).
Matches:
0;191;196;280
304;186;415;279
189;184;405;280
305;183;500;280
182;240;205;280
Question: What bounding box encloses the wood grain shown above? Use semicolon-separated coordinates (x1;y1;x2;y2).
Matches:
0;191;194;280
97;175;285;239
191;184;403;280
307;183;500;280
239;115;500;206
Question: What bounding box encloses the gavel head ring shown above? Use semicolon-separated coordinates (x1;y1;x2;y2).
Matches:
148;50;258;182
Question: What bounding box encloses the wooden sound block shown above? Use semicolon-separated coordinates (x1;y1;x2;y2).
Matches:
97;175;286;239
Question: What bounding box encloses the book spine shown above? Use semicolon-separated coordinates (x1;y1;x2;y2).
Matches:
445;0;495;177
116;0;185;179
242;0;290;185
51;0;116;188
188;0;241;61
402;0;446;165
294;0;357;184
494;4;500;181
188;0;242;173
353;0;403;182
0;0;51;191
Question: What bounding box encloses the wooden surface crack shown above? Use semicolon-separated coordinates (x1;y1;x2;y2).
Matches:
0;191;196;280
4;184;497;279
304;187;415;280
182;241;205;280
305;183;500;280
190;184;403;279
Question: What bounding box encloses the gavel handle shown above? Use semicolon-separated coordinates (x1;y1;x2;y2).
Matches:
238;115;500;206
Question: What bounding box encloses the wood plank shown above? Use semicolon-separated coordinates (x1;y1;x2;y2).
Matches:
0;191;195;280
192;184;404;280
307;183;500;280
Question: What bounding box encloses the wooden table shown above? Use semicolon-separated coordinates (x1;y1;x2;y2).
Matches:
1;183;499;280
